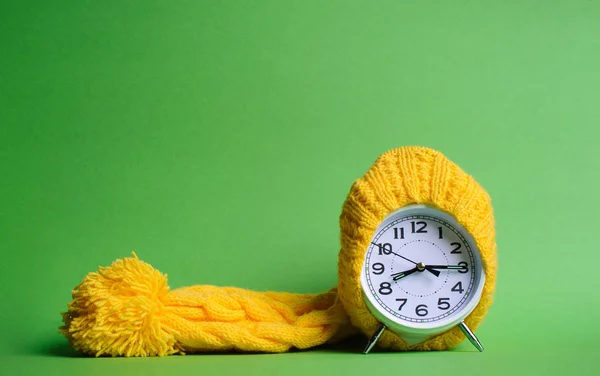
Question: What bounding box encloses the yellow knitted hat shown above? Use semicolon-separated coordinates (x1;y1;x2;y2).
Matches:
60;146;496;356
337;146;496;350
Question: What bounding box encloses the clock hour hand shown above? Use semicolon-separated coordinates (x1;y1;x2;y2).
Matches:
390;267;419;281
423;265;441;277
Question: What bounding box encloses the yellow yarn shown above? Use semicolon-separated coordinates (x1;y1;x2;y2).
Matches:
60;254;352;356
337;146;497;351
60;146;497;356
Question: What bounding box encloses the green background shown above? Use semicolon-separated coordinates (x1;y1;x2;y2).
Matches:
1;1;599;375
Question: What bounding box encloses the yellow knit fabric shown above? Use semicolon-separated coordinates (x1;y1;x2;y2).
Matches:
60;146;497;356
60;254;353;356
337;146;497;351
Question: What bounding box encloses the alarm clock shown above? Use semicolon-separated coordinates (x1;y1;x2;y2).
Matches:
337;146;496;353
360;204;485;352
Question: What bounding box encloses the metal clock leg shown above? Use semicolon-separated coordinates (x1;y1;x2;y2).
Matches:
362;324;387;354
458;321;484;352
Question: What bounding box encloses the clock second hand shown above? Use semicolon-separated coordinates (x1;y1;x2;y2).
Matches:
370;242;440;277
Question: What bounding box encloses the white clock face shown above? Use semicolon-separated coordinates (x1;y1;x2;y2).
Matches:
361;205;485;332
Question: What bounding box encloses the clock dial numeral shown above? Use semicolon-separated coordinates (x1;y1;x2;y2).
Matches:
415;304;428;317
371;263;385;275
393;227;405;239
450;242;462;254
437;298;450;310
396;298;408;311
451;281;464;294
438;226;443;239
458;261;468;274
411;221;427;233
376;243;392;255
379;282;393;295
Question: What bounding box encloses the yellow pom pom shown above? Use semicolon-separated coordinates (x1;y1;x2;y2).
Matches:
60;253;181;357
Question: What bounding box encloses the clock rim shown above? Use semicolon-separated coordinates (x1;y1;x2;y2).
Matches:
360;204;486;336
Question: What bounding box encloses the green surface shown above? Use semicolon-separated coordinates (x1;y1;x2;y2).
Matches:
1;0;599;375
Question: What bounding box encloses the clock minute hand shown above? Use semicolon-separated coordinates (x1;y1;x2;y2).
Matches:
427;265;468;271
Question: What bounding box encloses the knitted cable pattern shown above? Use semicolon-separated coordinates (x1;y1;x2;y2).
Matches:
60;146;496;356
60;254;353;356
